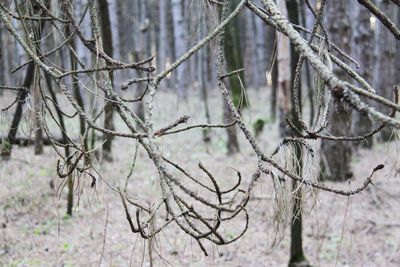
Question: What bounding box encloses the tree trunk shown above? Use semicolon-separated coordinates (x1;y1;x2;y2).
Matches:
351;3;374;148
373;0;396;141
320;0;353;181
33;77;44;155
0;23;4;96
200;50;211;143
265;6;277;121
285;1;310;266
167;0;175;89
195;1;211;143
63;1;87;155
108;0;120;60
171;0;188;98
131;0;152;122
98;0;115;161
224;104;240;154
75;0;92;67
397;9;400;85
116;0;128;62
244;8;257;89
43;73;74;216
223;0;248;154
254;0;268;89
0;13;42;157
277;0;291;137
299;0;314;126
158;0;168;73
1;19;11;88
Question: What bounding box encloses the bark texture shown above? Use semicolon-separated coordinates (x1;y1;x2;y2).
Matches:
277;0;292;136
98;0;115;161
171;0;188;98
351;4;374;148
373;0;397;141
320;0;353;181
224;0;248;154
286;1;310;266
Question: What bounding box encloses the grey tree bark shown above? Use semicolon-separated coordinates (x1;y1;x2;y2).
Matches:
224;0;248;154
320;0;353;181
271;55;278;121
64;2;87;154
116;0;129;62
131;0;152;121
253;0;268;89
0;22;4;96
299;0;314;126
397;9;400;85
285;1;310;266
351;3;374;148
75;0;92;67
158;0;168;74
244;8;257;89
194;1;212;143
373;0;397;141
108;0;120;61
277;0;292;137
98;0;115;162
33;74;43;155
171;0;188;98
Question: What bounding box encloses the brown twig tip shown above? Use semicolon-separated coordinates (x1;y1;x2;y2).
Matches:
179;115;190;123
373;164;384;172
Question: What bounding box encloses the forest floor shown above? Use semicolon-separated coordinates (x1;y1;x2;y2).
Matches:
0;88;399;267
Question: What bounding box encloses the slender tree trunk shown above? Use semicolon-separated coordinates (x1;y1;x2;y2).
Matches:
351;3;374;148
108;0;120;60
1;20;12;88
269;20;278;122
373;0;396;141
299;0;314;126
224;104;240;154
43;73;74;216
157;0;173;89
0;23;4;96
30;9;45;155
286;1;310;266
271;56;278;121
244;9;257;89
223;0;248;154
116;0;128;62
158;0;168;73
397;10;400;85
171;0;188;98
277;0;291;137
195;1;211;143
167;0;175;85
320;0;353;181
98;0;115;161
264;3;277;118
1;61;34;158
184;0;196;90
200;53;211;143
63;1;87;154
33;77;44;155
254;0;268;89
132;0;151;122
75;0;92;67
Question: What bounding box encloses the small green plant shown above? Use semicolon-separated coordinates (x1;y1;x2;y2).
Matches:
253;118;265;138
